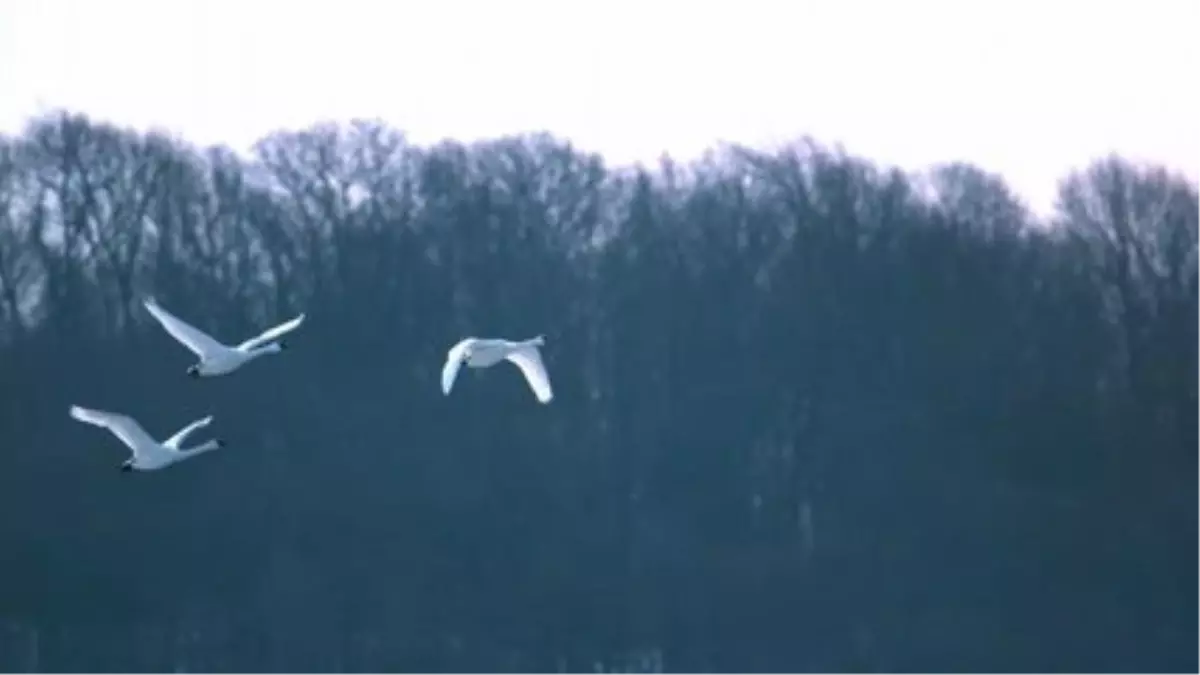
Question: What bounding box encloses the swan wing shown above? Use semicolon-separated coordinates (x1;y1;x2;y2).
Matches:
236;313;306;352
441;339;472;395
505;346;554;403
162;415;214;450
69;405;161;460
143;298;226;357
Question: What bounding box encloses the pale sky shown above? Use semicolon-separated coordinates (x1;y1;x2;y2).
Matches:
1;0;1197;216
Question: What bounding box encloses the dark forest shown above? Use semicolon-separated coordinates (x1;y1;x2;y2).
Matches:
0;111;1195;672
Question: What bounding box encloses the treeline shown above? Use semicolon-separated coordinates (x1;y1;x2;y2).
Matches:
0;111;1195;672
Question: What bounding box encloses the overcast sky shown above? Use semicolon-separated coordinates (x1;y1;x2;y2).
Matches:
1;0;1196;216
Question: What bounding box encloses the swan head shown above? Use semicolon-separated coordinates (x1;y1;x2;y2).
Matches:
275;340;288;351
120;460;133;473
186;364;200;378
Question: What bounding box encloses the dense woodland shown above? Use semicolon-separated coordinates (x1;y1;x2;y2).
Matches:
0;110;1195;672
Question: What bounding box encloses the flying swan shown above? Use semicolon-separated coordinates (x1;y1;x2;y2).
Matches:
143;297;305;377
69;405;225;472
441;335;554;403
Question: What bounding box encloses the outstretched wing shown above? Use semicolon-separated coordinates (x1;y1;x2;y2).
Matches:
143;298;226;357
69;405;160;459
236;313;306;352
505;346;554;403
162;415;214;450
441;339;471;395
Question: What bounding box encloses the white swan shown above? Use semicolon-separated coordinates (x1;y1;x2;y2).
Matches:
69;405;225;472
143;298;305;377
441;335;554;403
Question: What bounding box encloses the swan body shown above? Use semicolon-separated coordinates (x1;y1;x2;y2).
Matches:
143;298;305;377
69;405;225;472
441;335;554;403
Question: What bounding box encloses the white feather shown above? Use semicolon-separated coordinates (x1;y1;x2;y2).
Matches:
440;335;553;404
143;297;305;377
70;405;224;471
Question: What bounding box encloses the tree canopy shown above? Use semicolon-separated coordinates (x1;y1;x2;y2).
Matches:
0;111;1195;672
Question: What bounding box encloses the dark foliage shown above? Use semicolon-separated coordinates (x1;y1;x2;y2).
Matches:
0;111;1195;672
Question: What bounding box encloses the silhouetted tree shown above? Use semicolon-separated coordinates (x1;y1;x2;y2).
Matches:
0;110;1194;672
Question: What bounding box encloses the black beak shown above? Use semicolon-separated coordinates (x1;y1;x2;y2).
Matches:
186;366;199;378
277;341;288;351
120;463;133;473
215;438;227;449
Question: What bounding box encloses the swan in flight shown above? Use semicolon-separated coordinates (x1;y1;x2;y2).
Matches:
441;335;554;403
69;405;225;472
143;298;305;377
